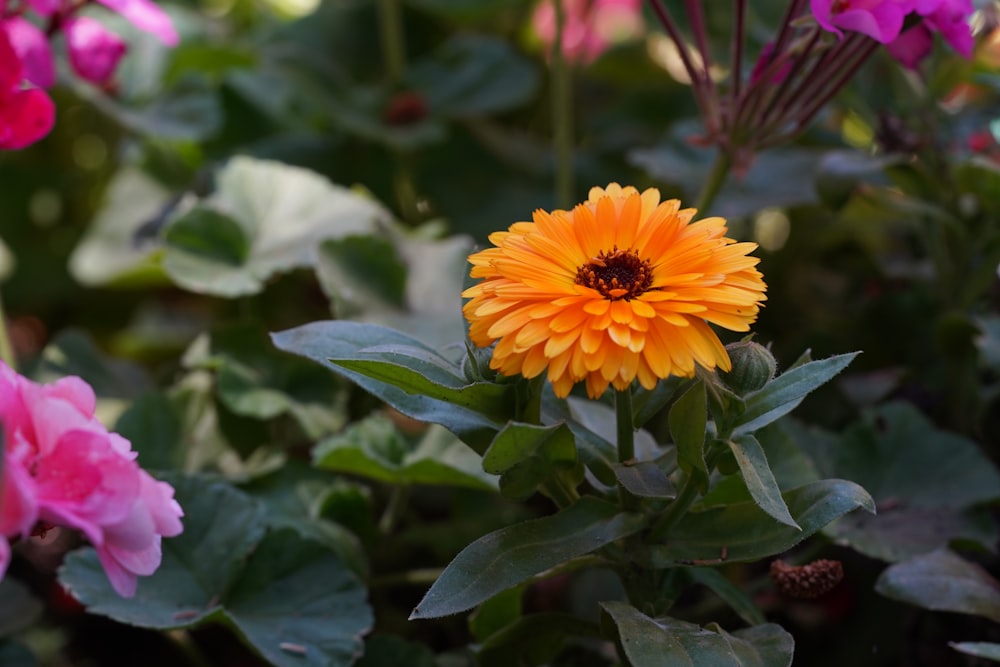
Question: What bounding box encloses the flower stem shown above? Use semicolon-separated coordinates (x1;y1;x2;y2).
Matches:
694;150;732;215
647;469;700;541
377;0;406;87
552;0;574;209
615;388;635;463
0;291;14;369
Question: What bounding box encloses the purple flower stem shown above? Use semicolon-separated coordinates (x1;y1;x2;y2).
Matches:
647;0;712;127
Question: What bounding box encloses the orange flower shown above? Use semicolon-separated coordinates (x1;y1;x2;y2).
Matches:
462;184;767;399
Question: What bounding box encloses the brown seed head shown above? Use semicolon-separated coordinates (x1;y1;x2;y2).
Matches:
770;558;844;599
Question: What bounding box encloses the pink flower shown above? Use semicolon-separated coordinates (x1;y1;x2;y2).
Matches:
64;17;128;85
0;24;54;150
811;0;908;43
95;0;179;46
532;0;643;64
923;0;974;57
3;17;55;89
0;362;183;597
887;24;934;68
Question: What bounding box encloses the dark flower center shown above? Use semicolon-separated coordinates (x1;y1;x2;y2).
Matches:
574;247;653;301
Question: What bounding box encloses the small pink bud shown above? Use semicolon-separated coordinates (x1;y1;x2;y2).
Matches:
64;17;128;86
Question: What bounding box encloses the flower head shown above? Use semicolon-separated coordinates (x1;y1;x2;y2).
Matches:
462;184;767;399
0;362;183;597
532;0;643;64
810;0;908;43
0;23;54;150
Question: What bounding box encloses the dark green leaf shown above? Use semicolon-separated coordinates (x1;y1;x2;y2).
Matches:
410;498;646;619
728;435;799;529
601;602;793;667
477;613;600;667
469;586;524;643
313;415;497;491
163;208;254;295
272;321;507;447
115;392;186;471
611;461;675;499
875;549;1000;623
0;580;42;637
814;403;1000;561
669;380;707;480
31;330;150;399
356;635;437;667
317;236;407;317
482;422;576;474
0;641;36;667
638;480;874;565
685;567;766;627
407;35;539;117
732;353;859;436
223;529;372;667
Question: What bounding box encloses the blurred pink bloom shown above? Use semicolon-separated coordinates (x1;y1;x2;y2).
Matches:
0;24;54;150
0;362;183;597
64;17;128;85
3;17;55;89
811;0;908;43
922;0;974;57
533;0;643;64
95;0;178;46
887;24;934;67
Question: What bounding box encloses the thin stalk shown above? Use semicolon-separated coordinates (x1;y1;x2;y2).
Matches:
753;27;825;128
694;150;732;215
552;0;574;209
728;0;747;125
543;475;580;509
647;0;711;117
615;388;635;463
0;291;14;368
377;0;406;87
787;36;880;134
684;0;719;132
378;485;410;535
648;444;722;541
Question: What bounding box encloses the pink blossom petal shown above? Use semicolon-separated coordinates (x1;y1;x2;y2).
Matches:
927;1;975;57
0;87;55;150
834;5;905;43
26;0;60;16
102;497;155;552
44;375;97;417
64;17;128;85
105;535;162;577
140;473;184;537
887;24;934;68
0;25;24;93
95;546;139;597
3;18;55;89
95;0;179;46
0;450;38;536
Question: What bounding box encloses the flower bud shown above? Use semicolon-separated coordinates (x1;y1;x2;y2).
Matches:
719;340;776;395
64;17;127;86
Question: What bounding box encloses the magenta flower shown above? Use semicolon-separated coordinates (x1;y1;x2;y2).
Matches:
532;0;643;64
95;0;178;46
0;363;183;597
3;17;55;89
887;24;934;68
64;17;128;85
811;0;908;43
0;25;54;150
922;0;975;57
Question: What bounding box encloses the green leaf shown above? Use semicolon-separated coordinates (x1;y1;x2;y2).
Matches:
482;422;576;474
163;208;254;295
356;635;437;667
611;461;676;499
950;642;1000;662
728;435;799;529
59;478;372;667
477;613;600;667
0;580;42;637
68;168;172;288
162;157;390;297
407;34;539;117
222;529;371;667
685;567;766;627
638;480;874;566
317;236;407;317
632;377;683;428
313;415;497;491
31;330;150;400
813;403;1000;561
669;380;707;481
410;498;646;619
601;602;793;667
469;586;524;643
0;641;36;667
197;324;348;439
875;549;1000;623
272;321;508;447
732;353;859;436
114;392;186;471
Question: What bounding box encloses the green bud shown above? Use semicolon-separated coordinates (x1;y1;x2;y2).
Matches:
462;343;499;383
719;340;777;395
